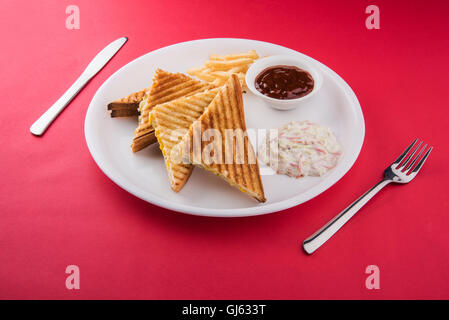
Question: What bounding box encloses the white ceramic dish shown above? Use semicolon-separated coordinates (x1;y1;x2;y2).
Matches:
246;54;323;110
85;38;365;217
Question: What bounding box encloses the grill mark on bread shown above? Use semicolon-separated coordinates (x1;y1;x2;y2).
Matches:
132;69;215;152
151;88;218;192
176;74;265;202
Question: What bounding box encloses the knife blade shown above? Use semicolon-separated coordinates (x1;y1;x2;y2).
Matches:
30;37;128;136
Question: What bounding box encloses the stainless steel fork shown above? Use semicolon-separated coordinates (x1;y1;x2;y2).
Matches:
303;139;432;254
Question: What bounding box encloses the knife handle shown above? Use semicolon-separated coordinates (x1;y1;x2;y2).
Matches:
30;74;90;136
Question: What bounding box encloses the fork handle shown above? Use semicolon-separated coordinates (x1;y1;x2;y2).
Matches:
303;179;391;254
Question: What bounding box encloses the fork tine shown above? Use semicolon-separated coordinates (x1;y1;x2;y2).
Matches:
393;138;418;164
410;146;433;174
405;143;426;171
400;141;422;169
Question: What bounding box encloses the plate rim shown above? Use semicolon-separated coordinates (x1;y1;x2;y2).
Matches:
85;38;365;217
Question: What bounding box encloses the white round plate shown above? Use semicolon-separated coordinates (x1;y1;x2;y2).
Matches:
85;38;364;217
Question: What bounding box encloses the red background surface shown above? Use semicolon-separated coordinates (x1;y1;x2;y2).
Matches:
1;0;448;299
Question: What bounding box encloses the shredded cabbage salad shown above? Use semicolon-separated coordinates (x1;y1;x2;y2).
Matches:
259;121;342;178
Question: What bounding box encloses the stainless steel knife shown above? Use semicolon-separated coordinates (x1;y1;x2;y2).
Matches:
30;37;128;136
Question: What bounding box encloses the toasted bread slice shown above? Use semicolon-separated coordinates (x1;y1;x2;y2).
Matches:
150;88;219;192
107;87;149;117
174;74;266;202
131;129;157;151
110;109;139;117
132;69;215;152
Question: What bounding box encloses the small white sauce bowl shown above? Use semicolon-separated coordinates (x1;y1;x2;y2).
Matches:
245;54;323;111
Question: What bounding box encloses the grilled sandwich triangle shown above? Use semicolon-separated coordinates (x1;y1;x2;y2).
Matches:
173;74;266;202
132;69;215;152
150;88;220;192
